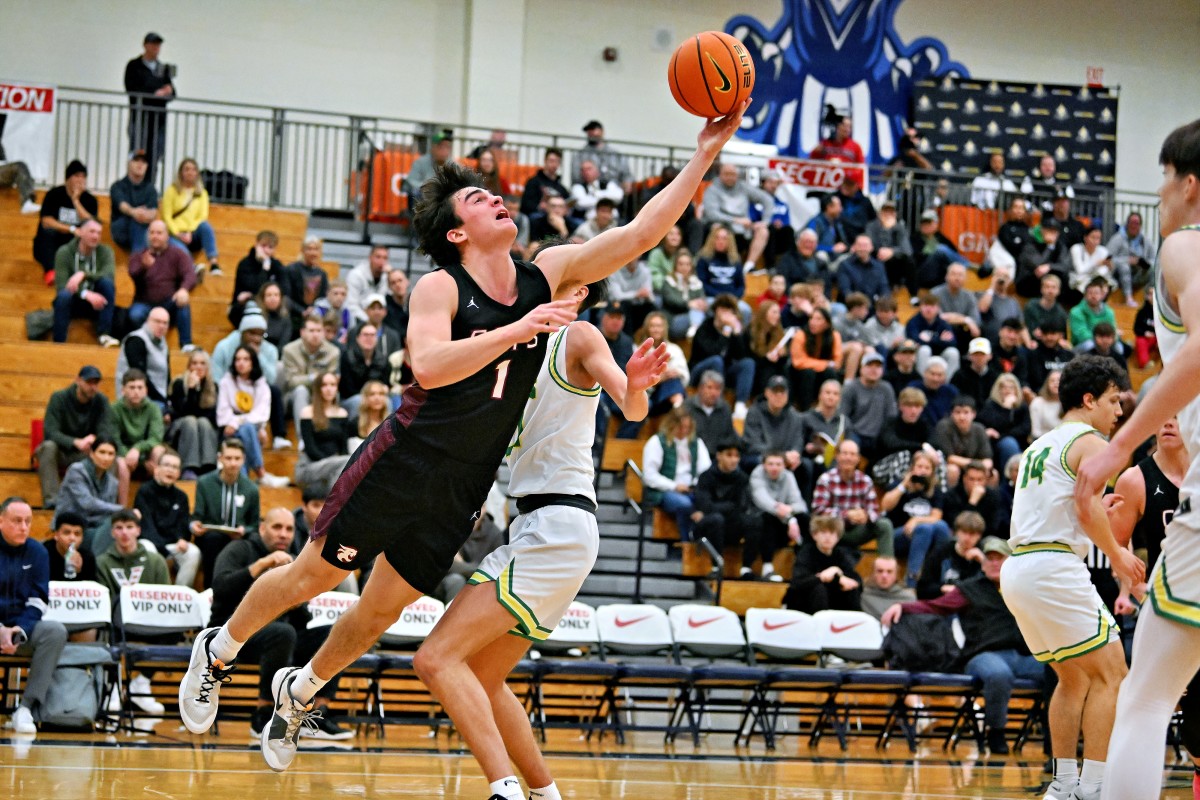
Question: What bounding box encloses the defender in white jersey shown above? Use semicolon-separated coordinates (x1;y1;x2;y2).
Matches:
412;275;668;800
1001;354;1138;800
1074;119;1200;800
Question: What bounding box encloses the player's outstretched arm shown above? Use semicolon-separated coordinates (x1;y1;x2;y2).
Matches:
1071;434;1146;586
1077;232;1200;496
407;271;578;389
576;329;668;423
1105;465;1146;550
535;100;751;291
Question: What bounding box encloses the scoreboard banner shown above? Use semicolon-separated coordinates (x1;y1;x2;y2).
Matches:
911;76;1118;187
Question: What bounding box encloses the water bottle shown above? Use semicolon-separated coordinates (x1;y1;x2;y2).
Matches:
64;543;77;580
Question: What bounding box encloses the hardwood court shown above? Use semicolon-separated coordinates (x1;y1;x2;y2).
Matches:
2;724;1195;799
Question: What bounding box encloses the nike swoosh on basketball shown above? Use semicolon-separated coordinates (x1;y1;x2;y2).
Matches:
829;622;864;634
762;620;799;631
687;616;722;628
706;54;732;93
613;615;652;628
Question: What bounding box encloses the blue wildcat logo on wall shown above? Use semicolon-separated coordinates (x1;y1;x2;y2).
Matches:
726;0;967;163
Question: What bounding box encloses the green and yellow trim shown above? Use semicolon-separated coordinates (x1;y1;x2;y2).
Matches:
548;330;600;397
1060;427;1102;480
468;560;554;641
1031;608;1118;663
1150;553;1200;629
1011;542;1075;557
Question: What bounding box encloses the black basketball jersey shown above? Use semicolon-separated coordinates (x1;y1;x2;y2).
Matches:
1133;454;1180;571
395;258;551;466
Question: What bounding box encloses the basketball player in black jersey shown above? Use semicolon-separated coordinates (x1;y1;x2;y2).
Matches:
179;101;750;790
1106;417;1200;798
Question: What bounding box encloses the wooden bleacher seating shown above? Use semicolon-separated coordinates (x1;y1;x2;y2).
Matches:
0;187;306;519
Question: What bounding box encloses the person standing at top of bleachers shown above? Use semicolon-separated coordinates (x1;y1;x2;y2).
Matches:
0;497;67;736
124;32;174;184
33;159;98;282
51;219;117;347
36;365;119;511
162;158;220;275
110;150;158;253
344;244;391;324
128;220;197;352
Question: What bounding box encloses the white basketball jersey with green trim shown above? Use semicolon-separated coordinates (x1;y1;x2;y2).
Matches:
506;323;600;503
1154;228;1200;481
1009;420;1100;559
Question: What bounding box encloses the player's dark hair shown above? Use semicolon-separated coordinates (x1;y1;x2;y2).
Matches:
530;237;609;313
1159;119;1200;181
1058;353;1130;412
413;161;485;268
111;508;140;526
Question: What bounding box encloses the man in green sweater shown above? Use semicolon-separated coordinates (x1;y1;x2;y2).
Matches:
52;219;118;346
112;368;165;479
35;365;118;509
1068;276;1118;348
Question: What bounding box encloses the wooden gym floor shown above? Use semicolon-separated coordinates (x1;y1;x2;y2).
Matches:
1;722;1194;799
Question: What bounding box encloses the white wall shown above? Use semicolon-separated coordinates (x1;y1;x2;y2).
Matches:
2;0;1197;192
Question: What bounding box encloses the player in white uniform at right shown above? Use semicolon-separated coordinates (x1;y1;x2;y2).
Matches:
411;273;668;800
1002;354;1141;800
1075;118;1200;799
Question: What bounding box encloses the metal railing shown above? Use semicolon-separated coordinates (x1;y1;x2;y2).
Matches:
51;86;1160;252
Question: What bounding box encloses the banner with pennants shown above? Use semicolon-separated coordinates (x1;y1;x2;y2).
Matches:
911;76;1119;187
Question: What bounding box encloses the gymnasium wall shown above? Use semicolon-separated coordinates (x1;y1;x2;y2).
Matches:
2;0;1197;193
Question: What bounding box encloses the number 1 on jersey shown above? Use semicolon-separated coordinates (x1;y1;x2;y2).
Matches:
491;359;511;400
1019;446;1051;488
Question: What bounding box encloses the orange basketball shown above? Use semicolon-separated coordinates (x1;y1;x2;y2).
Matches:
667;31;755;118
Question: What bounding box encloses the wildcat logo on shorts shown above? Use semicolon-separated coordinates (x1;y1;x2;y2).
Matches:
336;544;358;563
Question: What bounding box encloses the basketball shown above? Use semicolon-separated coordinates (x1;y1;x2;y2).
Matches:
667;31;755;118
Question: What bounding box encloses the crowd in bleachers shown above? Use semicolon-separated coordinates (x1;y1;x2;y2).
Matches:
0;32;1165;754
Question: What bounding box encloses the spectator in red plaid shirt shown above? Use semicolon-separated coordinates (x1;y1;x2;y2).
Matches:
812;439;894;557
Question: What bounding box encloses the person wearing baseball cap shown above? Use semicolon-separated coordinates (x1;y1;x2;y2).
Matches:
125;32;175;183
110;149;158;252
842;349;895;457
951;337;1001;409
880;528;1036;755
575;118;631;191
35;366;116;509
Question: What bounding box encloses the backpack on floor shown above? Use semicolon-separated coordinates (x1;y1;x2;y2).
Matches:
36;643;113;730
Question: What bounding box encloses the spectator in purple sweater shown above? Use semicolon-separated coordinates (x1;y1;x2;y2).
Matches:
128;219;197;350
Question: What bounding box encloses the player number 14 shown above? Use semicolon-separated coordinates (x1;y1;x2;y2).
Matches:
1019;446;1051;488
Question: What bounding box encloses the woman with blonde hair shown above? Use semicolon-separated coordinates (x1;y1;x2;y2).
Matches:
161;157;220;272
660;248;707;339
294;371;352;494
1028;368;1063;439
634;311;688;417
647;224;684;292
978;372;1031;468
168;348;219;478
697;223;744;301
350;380;390;452
641;406;711;542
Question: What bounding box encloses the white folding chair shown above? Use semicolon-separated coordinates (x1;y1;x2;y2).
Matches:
815;610;885;662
